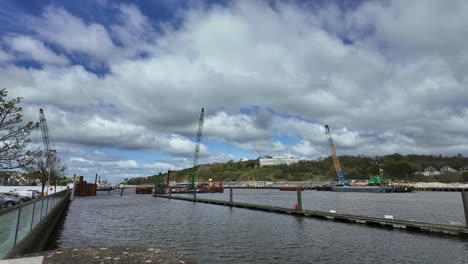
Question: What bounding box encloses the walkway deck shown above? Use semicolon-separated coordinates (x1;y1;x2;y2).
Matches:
154;194;468;237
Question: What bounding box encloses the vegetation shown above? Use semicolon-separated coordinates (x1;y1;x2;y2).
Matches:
22;150;68;193
0;89;37;169
0;88;68;191
124;153;468;185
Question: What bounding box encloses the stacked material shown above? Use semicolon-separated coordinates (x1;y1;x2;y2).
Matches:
414;182;468;188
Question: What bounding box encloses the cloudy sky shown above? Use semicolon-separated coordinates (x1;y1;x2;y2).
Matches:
1;0;467;183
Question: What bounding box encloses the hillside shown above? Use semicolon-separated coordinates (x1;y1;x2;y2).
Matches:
125;153;468;185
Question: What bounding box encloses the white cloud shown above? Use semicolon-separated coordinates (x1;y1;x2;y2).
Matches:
4;35;69;65
26;6;119;63
0;49;13;62
2;1;468;182
204;111;270;143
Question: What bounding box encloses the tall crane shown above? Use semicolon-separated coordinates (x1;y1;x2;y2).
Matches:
190;108;204;192
325;125;346;186
39;108;53;197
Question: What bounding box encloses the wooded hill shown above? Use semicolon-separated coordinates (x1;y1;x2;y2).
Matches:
124;153;468;185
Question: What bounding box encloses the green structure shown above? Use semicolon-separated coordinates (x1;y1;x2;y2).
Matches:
368;176;392;186
154;178;166;193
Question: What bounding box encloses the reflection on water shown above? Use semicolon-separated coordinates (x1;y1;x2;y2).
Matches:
52;190;468;263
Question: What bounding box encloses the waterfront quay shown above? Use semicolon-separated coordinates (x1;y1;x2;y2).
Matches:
0;190;71;259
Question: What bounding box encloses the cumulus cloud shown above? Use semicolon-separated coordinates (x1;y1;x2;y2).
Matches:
4;35;69;65
25;6;120;64
0;49;13;62
2;1;468;182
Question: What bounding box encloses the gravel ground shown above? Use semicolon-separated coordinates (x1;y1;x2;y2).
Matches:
23;246;196;264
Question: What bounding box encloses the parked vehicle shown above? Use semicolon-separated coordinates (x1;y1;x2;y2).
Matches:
0;194;22;208
14;190;35;199
27;190;42;199
1;192;31;202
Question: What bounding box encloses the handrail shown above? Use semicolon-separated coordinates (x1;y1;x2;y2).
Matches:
0;189;70;216
0;189;72;259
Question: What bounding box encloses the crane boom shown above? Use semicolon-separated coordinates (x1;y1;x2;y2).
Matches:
39;108;52;194
190;108;204;190
325;125;345;185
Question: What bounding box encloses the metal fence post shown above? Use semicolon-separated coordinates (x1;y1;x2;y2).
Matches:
13;206;22;247
297;190;302;211
45;195;50;215
30;201;36;231
462;191;468;228
40;198;44;221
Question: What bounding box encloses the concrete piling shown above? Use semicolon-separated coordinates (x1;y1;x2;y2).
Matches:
230;188;233;205
462;191;468;227
297;190;302;211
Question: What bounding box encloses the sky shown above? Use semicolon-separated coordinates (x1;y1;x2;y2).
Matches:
1;0;467;183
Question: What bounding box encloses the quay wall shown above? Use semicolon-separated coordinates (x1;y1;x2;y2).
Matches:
1;190;71;259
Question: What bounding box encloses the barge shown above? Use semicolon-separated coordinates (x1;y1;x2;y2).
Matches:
331;185;414;193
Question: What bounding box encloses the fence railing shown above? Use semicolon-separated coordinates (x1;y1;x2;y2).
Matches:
0;190;70;259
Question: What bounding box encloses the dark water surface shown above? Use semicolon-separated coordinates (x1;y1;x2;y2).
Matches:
52;190;468;263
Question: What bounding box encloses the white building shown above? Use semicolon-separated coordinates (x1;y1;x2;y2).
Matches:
259;157;299;167
439;166;457;174
422;166;440;176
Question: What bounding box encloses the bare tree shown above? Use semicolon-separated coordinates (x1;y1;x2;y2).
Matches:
22;150;67;194
0;88;36;169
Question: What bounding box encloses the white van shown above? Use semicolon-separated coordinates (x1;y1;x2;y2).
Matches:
14;190;34;198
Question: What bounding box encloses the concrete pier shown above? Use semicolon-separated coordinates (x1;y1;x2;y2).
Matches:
154;194;468;238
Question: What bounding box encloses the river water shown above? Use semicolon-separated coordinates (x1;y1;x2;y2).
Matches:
51;189;468;263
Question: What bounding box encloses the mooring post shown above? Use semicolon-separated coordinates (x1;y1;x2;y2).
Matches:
462;191;468;228
230;187;233;205
297;189;302;211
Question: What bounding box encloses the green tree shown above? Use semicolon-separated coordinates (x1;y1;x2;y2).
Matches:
23;150;67;194
383;162;414;180
462;172;468;183
0;89;36;169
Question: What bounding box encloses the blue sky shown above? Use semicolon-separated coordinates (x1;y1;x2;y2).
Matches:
1;0;467;183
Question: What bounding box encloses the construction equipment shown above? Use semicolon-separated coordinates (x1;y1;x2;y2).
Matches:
39;108;53;194
324;125;346;186
190;108;204;191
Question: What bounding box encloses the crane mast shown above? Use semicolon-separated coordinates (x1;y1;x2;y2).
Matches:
191;108;204;191
325;125;345;185
39;108;52;194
